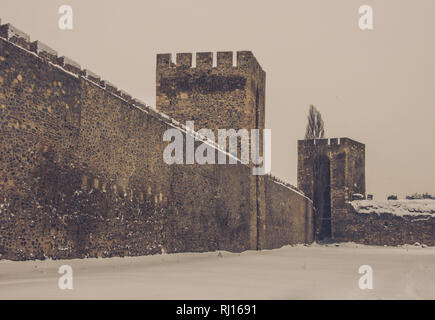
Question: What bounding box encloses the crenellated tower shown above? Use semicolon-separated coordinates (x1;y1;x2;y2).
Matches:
156;51;267;250
297;138;365;241
156;51;265;136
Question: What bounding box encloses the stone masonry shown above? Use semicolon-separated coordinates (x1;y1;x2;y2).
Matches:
298;138;365;241
298;137;434;246
0;22;313;261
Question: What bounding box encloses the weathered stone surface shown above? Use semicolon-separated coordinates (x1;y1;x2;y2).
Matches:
156;51;266;142
264;177;314;248
57;56;82;75
298;138;434;246
333;204;435;246
30;41;58;63
298;138;366;241
0;23;31;50
0;35;313;261
83;69;100;83
100;80;118;94
156;51;271;250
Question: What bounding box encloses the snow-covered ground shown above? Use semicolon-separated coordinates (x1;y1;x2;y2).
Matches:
351;199;435;217
0;243;434;300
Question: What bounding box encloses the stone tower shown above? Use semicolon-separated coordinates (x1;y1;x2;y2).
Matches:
156;51;267;250
297;138;365;241
156;51;265;136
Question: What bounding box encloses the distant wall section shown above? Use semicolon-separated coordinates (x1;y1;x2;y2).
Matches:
334;203;435;246
264;177;314;249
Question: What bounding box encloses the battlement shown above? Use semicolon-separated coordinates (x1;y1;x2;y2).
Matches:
0;18;317;260
83;69;101;83
156;51;257;70
0;20;152;110
30;40;57;63
0;21;238;138
0;19;272;185
0;23;30;40
156;49;266;135
0;22;31;49
57;56;82;75
0;23;253;168
298;137;365;148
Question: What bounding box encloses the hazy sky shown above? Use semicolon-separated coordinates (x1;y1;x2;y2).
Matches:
0;0;434;199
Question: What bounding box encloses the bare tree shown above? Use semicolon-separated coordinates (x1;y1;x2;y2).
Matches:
305;105;325;139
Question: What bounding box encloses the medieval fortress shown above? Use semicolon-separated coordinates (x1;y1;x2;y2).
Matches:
0;21;433;261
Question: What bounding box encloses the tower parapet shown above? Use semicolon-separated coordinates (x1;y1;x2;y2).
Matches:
30;41;58;63
156;51;265;144
0;23;31;49
156;51;257;71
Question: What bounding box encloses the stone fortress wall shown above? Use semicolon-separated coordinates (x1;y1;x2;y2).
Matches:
1;19;429;261
335;203;435;246
0;21;313;261
298;138;434;246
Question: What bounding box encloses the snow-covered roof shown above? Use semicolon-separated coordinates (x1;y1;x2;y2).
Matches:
351;200;435;217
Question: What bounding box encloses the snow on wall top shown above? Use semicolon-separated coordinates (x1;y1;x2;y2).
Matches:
351;200;435;217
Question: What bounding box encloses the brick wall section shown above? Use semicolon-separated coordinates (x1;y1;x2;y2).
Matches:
264;177;314;249
333;204;435;246
0;30;312;260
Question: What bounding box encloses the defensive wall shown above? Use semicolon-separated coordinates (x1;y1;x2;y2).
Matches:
298;137;434;246
0;22;313;260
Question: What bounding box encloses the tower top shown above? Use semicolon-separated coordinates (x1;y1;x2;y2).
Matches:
156;51;262;70
156;50;266;135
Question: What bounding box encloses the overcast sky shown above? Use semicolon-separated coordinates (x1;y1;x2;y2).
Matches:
1;0;434;199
